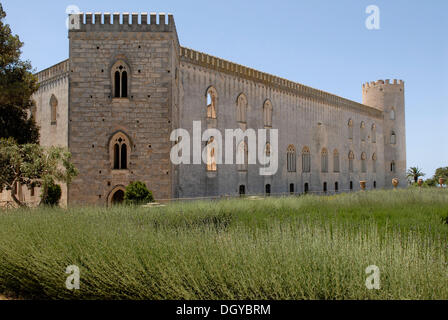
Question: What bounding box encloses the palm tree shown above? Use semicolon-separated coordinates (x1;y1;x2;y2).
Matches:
407;166;425;183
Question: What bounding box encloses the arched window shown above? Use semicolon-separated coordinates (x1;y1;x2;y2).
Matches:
236;93;247;124
321;148;328;173
348;119;353;139
302;146;311;173
112;60;130;98
371;124;376;143
361;152;367;173
390;108;395;120
348;151;354;172
109;132;131;170
372;153;377;173
206;137;217;171
333;149;340;172
263;99;273;127
237;141;248;171
206;86;217;119
360;121;366;141
287;145;296;172
390;131;396;144
50;94;58;125
390;161;396;173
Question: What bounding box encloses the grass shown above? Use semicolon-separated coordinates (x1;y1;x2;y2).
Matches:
0;188;447;299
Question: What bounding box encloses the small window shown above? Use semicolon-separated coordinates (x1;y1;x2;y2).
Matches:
237;141;248;171
239;185;246;196
335;181;339;192
350;181;353;190
373;181;377;189
371;124;376;143
289;183;294;194
30;186;35;197
265;184;271;196
372;153;377;173
304;183;309;194
323;182;327;193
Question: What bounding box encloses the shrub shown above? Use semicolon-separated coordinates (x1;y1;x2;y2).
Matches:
124;181;154;205
40;181;62;206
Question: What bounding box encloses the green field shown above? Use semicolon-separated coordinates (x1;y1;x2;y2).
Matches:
0;189;447;299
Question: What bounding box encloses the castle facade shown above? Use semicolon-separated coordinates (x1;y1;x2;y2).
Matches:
1;13;406;206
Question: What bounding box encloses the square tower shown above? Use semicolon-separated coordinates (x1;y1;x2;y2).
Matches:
67;12;180;205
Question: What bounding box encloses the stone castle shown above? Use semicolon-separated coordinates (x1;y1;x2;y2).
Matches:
1;12;406;206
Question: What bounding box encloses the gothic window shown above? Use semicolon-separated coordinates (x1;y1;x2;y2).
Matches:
302;146;311;173
237;141;248;171
236;93;247;124
391;161;396;173
333;149;340;173
348;119;353;140
110;132;131;170
360;121;366;141
321;148;328;173
372;153;377;173
206;137;217;172
390;108;395;120
50;94;57;125
348;151;355;172
112;60;130;98
287;145;296;172
371;124;376;143
263;100;273;128
390;131;396;144
206;86;217;119
361;152;367;173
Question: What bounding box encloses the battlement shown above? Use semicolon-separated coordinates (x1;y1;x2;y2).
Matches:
362;79;404;89
36;59;69;83
68;12;176;32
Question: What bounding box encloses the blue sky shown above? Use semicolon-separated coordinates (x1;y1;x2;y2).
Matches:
2;0;447;177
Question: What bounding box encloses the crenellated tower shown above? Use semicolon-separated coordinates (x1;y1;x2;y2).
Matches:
67;12;180;205
362;79;406;187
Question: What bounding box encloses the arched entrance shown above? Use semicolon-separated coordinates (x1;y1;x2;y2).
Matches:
107;185;126;206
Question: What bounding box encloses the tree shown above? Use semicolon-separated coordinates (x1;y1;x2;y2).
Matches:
406;166;425;183
124;181;154;205
0;138;78;207
0;4;39;144
425;167;448;187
